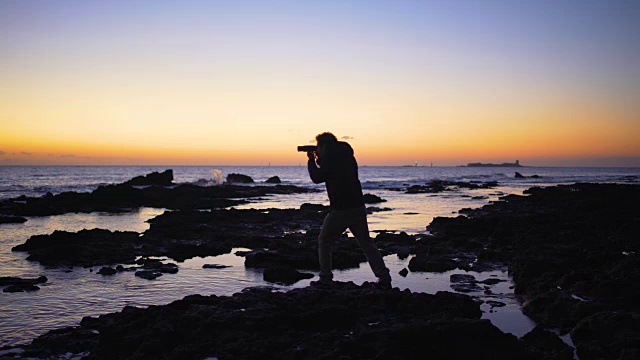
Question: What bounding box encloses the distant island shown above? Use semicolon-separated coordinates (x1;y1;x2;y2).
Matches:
466;160;522;167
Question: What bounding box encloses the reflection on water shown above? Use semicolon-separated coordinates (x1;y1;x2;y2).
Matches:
0;249;535;347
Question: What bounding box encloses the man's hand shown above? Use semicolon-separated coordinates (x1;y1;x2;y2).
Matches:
307;151;315;161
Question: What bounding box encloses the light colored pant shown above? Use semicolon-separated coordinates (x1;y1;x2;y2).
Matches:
317;206;391;281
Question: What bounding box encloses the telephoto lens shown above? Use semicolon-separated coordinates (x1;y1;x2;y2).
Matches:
297;145;317;152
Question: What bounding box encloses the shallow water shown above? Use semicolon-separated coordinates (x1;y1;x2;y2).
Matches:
0;199;530;347
1;166;638;348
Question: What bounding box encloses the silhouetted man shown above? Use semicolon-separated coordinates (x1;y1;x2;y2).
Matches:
306;132;392;288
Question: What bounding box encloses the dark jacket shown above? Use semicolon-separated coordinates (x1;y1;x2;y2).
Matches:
308;141;364;209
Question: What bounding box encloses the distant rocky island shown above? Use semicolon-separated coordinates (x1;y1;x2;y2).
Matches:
467;160;522;167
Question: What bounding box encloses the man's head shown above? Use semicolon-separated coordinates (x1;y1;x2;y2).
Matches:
315;132;338;157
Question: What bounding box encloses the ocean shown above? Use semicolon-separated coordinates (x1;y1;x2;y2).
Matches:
1;165;639;348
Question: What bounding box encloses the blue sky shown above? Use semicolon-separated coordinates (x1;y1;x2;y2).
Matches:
1;0;639;166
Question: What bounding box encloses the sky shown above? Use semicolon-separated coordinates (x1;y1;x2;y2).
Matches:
1;0;639;166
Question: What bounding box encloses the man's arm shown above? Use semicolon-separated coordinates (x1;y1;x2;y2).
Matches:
307;152;326;184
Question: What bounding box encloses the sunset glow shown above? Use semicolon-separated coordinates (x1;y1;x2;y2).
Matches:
1;0;639;166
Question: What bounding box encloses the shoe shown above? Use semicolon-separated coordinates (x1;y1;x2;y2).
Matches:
374;278;392;290
310;278;334;288
362;278;392;290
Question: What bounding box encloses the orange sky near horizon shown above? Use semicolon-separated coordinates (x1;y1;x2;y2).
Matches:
1;1;639;167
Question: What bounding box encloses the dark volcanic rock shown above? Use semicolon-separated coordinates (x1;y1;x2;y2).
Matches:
423;183;640;348
160;263;179;274
396;180;498;194
123;169;173;186
12;229;139;267
299;203;329;212
202;264;231;269
0;170;316;217
226;173;254;183
450;283;483;293
144;206;413;272
486;301;507;308
0;215;27;224
265;176;282;184
450;274;483;293
571;311;640;360
450;274;476;283
12;202;332;267
1;276;47;292
20;282;530;360
3;284;40;292
363;193;386;203
143;208;324;263
408;253;460;273
366;206;392;214
97;267;117;275
0;275;47;287
243;230;418;272
372;231;418;256
138;258;162;268
515;172;541;179
263;266;314;285
522;326;574;360
480;278;506;285
135;270;162;280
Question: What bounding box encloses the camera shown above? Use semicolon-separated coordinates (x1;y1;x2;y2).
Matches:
297;145;317;152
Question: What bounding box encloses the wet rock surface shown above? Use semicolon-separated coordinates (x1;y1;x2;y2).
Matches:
123;169;174;186
263;266;314;285
202;264;231;269
408;236;482;273
10;204;416;271
0;170;316;217
571;311;640;360
0;215;27;224
420;183;640;355
226;173;254;183
515;172;541;179
143;207;323;264
19;282;533;360
135;270;163;280
12;229;140;267
363;193;386;203
3;284;41;292
265;176;282;183
0;275;48;293
366;206;393;214
521;326;574;360
388;179;498;194
97;267;117;275
448;274;483;293
144;207;417;269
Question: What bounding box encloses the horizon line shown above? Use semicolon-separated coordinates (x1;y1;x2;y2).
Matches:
1;164;639;169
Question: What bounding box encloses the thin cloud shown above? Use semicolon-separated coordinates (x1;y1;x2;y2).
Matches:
0;151;5;156
341;136;354;140
21;152;33;156
59;154;76;158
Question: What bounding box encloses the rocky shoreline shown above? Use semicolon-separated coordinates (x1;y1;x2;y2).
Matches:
1;171;638;359
0;169;317;217
12;282;570;360
421;183;640;359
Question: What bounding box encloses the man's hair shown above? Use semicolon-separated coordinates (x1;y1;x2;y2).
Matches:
316;132;338;146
